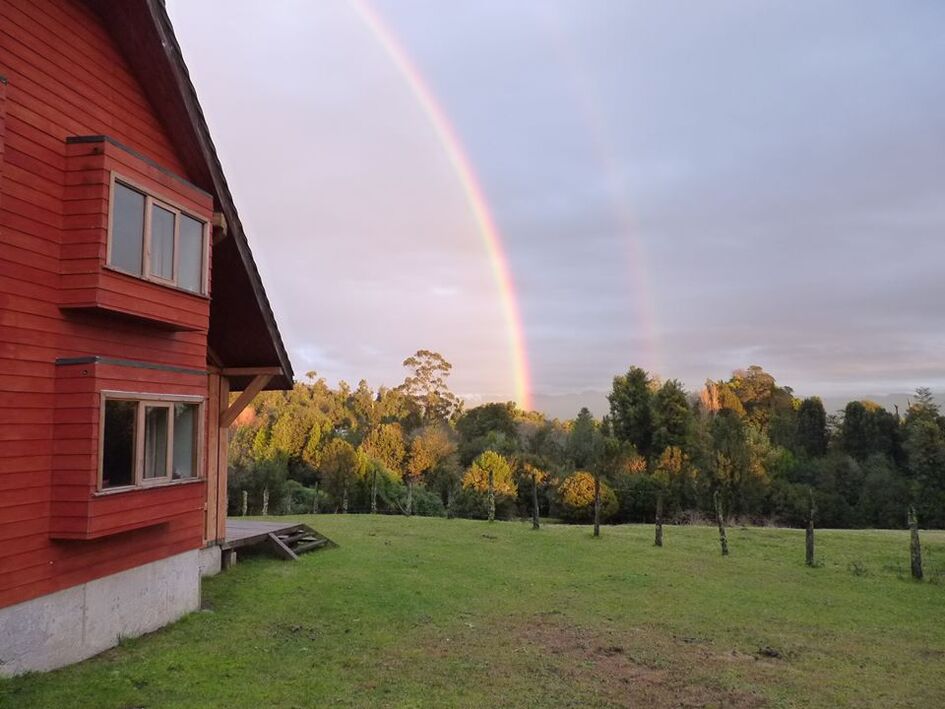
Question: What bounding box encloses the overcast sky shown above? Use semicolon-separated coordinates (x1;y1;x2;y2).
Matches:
167;1;945;416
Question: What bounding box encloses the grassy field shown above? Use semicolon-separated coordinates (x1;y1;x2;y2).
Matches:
2;517;944;708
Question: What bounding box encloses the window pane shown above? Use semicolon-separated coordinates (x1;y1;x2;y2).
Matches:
178;214;204;293
110;183;145;275
102;400;136;488
150;205;175;280
143;406;169;479
173;403;198;479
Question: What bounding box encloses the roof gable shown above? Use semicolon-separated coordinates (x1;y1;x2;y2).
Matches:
85;0;293;390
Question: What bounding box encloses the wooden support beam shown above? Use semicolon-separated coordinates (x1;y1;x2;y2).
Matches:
220;366;283;377
211;211;228;244
207;346;224;368
266;533;298;561
220;373;271;428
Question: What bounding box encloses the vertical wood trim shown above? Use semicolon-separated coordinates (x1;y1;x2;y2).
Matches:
204;373;220;543
215;377;230;542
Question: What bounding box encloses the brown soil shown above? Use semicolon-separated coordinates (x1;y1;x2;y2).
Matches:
515;617;768;708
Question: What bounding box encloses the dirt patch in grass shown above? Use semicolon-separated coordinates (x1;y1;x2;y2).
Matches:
515;616;767;708
380;613;769;708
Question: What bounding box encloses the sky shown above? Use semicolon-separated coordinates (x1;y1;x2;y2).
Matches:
166;1;945;418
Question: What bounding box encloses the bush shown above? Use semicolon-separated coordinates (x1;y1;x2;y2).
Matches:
382;483;446;517
452;486;517;520
556;471;618;523
611;473;661;523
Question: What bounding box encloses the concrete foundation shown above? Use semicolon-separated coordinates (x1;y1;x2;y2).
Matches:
198;544;222;577
0;549;200;677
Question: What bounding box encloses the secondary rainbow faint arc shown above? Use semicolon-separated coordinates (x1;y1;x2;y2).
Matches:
350;0;533;411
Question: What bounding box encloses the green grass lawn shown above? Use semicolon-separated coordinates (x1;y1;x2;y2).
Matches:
3;517;944;708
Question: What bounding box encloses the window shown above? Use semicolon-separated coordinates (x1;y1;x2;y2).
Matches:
102;400;136;488
173;403;199;479
108;175;208;294
149;204;175;281
110;183;145;275
100;395;202;490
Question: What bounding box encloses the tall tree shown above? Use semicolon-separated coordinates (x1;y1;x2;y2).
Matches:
727;365;794;432
318;438;364;513
360;423;406;513
398;350;462;424
568;407;603;469
406;424;459;514
796;397;828;457
462;450;516;520
840;400;902;462
651;379;693;455
608;367;654;457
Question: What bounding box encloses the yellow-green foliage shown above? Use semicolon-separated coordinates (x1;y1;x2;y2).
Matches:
462;450;516;497
558;471;618;522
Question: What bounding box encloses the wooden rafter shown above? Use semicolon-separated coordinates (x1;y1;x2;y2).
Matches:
220;366;282;377
220;373;271;428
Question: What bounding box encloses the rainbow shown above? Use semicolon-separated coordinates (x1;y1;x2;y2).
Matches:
350;0;533;411
536;8;664;376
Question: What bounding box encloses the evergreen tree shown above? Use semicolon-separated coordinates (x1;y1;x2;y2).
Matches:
608;366;654;457
795;397;828;457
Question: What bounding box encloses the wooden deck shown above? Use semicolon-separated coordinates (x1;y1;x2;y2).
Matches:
221;519;336;567
223;520;308;549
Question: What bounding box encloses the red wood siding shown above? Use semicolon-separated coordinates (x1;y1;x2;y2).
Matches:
0;76;7;211
0;0;213;609
60;138;212;332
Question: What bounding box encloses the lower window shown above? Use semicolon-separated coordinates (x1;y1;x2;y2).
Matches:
101;395;202;490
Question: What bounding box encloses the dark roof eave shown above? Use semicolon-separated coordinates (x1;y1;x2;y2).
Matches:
142;0;294;389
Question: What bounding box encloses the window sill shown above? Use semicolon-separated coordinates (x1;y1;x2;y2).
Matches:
103;264;210;301
94;477;204;497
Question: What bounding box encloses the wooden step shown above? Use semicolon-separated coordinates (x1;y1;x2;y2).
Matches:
266;532;299;560
277;530;310;544
292;538;328;554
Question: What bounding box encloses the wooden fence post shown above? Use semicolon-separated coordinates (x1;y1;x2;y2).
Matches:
909;506;923;580
714;489;729;556
487;470;496;522
371;468;378;514
654;491;664;547
593;474;601;537
805;489;815;567
532;475;540;530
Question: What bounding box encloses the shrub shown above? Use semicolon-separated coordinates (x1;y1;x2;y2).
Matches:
556;471;618;523
453;486;517;520
382;482;446;517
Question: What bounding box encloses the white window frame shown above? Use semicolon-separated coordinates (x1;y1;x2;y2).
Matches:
98;391;205;492
106;172;210;295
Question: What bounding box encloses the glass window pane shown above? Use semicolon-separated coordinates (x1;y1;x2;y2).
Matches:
110;183;145;275
102;400;136;488
173;403;198;479
178;214;204;293
143;406;169;479
150;204;175;280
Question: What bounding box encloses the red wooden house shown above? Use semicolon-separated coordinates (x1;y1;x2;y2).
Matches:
0;0;293;674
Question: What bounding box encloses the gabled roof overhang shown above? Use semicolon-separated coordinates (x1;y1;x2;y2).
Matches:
84;0;294;391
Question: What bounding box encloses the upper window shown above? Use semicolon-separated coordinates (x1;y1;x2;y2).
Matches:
101;395;202;490
108;175;208;294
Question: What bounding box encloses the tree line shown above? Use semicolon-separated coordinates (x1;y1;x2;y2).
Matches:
228;352;945;529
